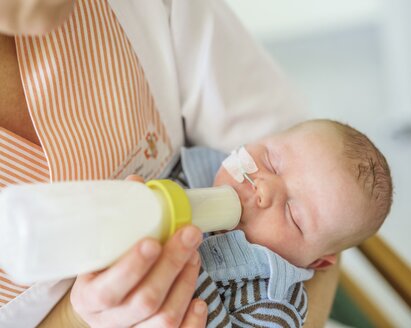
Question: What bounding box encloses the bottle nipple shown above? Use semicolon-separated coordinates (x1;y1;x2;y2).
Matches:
184;185;241;232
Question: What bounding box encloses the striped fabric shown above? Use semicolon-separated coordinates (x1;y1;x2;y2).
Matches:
0;271;29;308
1;0;173;308
195;268;308;328
194;230;311;328
0;128;49;305
15;0;172;182
0;128;49;187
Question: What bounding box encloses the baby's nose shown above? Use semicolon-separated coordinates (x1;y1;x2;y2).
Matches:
256;177;284;209
256;180;274;208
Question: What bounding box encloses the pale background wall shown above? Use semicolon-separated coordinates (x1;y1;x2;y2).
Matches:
225;0;411;326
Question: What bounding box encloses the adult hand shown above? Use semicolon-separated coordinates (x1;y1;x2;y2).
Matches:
70;175;207;327
0;0;74;35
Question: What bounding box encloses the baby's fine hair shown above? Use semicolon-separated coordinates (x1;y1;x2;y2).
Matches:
322;119;393;230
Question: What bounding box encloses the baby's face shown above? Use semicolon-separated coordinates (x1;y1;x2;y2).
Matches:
214;123;370;268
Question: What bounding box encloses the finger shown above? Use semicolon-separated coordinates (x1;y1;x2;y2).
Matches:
130;226;202;304
181;299;208;328
134;251;202;327
74;238;161;312
126;175;145;183
96;226;202;326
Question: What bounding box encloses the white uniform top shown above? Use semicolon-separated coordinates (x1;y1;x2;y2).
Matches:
107;0;304;153
0;0;305;326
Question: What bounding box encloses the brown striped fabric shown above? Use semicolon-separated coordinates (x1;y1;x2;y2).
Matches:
290;283;301;305
253;276;262;302
248;314;290;328
195;266;308;327
228;279;238;313
240;302;300;327
208;301;225;324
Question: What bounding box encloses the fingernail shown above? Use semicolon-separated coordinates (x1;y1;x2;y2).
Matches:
190;251;200;266
140;240;161;259
194;300;207;315
181;227;201;248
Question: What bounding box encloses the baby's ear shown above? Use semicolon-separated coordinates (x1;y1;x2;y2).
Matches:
308;254;337;270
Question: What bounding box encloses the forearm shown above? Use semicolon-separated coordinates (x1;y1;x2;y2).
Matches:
304;256;340;328
38;289;89;328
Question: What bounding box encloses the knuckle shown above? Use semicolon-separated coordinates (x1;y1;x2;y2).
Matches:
157;311;179;328
120;257;138;277
181;276;195;290
165;252;187;271
92;287;117;309
134;289;161;318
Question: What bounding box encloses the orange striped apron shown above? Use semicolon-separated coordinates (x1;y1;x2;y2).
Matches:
1;0;173;308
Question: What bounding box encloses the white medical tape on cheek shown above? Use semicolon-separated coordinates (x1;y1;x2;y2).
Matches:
222;150;245;182
238;146;258;173
222;146;258;183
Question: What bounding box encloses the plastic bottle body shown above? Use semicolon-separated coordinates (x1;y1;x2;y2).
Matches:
0;181;167;283
0;180;241;284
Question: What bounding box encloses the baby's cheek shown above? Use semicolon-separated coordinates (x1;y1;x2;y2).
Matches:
213;167;231;186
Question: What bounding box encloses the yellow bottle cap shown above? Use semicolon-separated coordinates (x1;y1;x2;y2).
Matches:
146;180;192;240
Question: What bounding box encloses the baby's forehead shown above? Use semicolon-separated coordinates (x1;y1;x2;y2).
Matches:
290;121;341;137
260;123;344;154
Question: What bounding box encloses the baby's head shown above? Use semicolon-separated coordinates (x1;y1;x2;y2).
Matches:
213;119;393;269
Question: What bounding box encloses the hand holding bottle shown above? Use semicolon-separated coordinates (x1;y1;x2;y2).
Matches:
71;225;207;327
70;176;207;327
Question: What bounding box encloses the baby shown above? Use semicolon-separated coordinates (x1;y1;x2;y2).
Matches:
181;119;393;327
214;118;393;269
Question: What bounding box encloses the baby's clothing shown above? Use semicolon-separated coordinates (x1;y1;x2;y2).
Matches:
180;147;314;327
197;231;313;327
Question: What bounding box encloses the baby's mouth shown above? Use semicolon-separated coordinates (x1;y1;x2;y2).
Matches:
232;183;256;225
234;178;256;198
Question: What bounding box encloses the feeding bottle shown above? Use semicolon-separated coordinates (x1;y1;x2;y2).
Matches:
0;180;241;284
